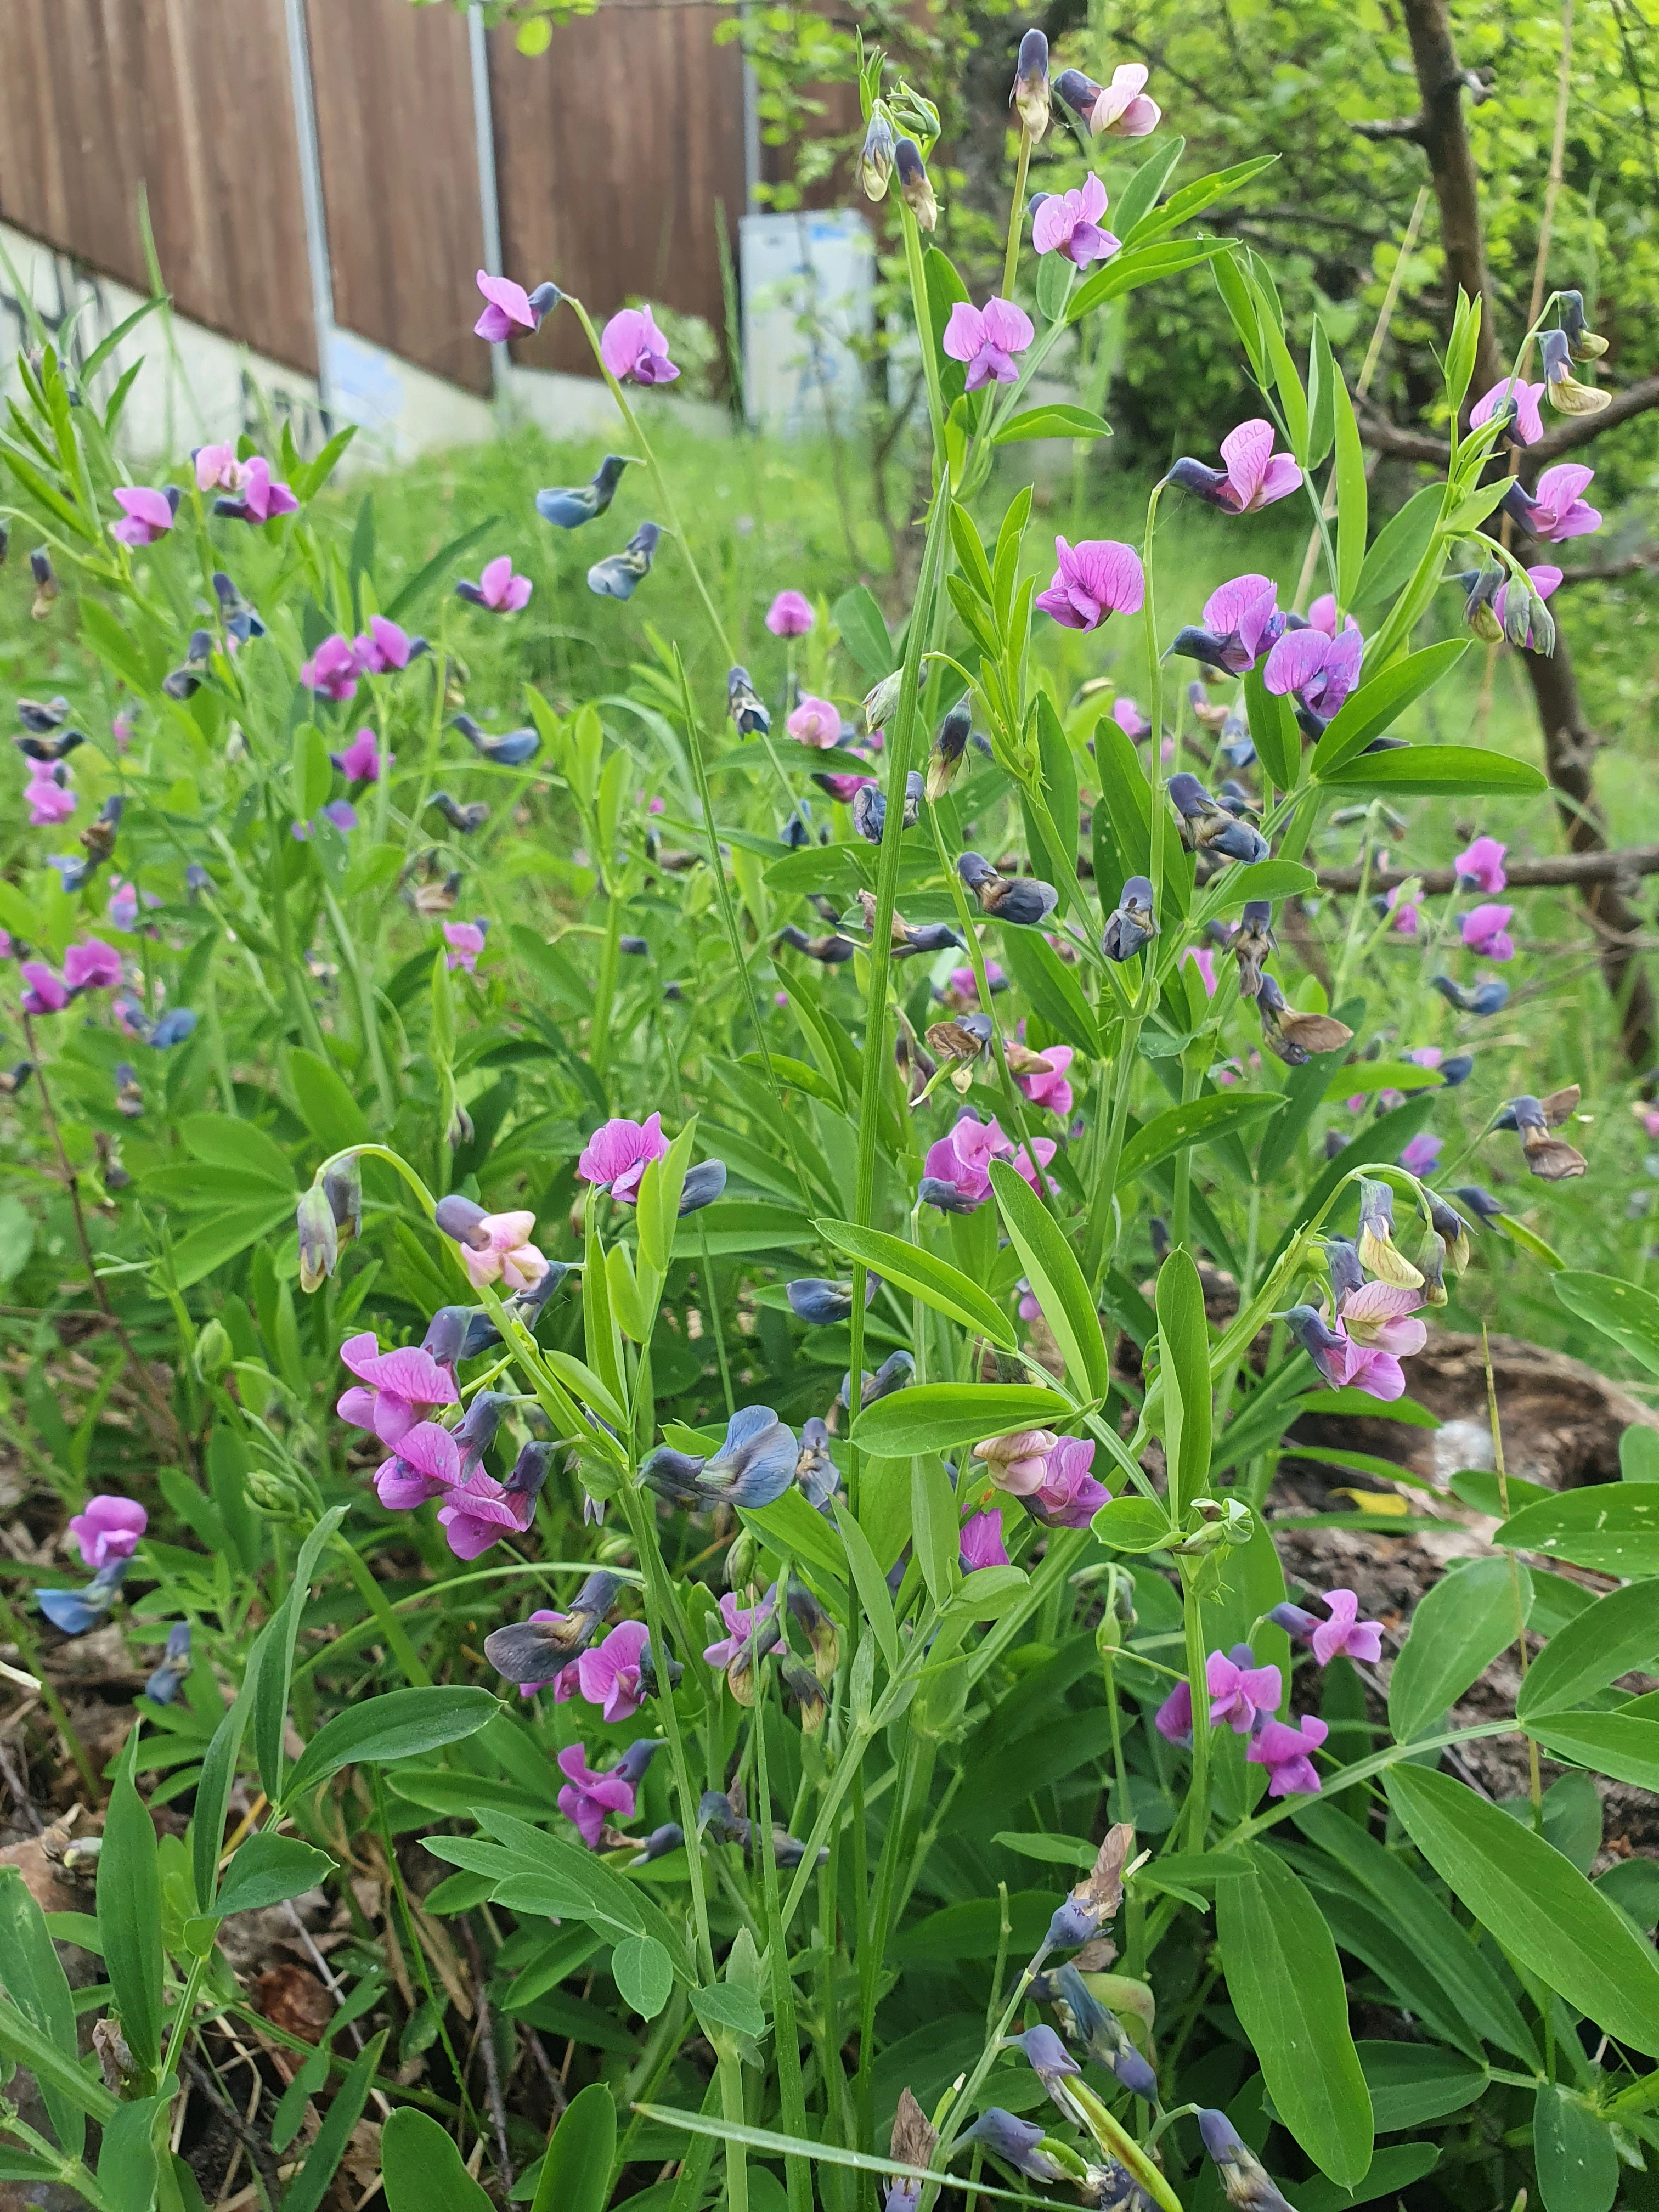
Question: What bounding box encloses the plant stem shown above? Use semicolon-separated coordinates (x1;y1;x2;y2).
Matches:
1002;127;1034;303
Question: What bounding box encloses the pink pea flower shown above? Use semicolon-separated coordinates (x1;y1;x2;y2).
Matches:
703;1589;785;1670
1282;1306;1407;1401
25;769;76;826
577;1620;652;1723
1155;1681;1193;1745
943;297;1035;391
473;271;559;342
600;306;680;387
374;1420;464;1510
1247;1713;1328;1796
814;772;874;803
765;590;815;636
1183;572;1284;673
461;1211;548;1293
107;879;157;932
433;1467;536;1560
1311;1589;1384;1667
1454;836;1508;894
333;729;385;783
1027;1435;1109;1529
972;1429;1061;1496
64;940;122;992
1471;377;1545;447
300;634;363;702
960;1509;1009;1571
1167;420;1303;514
1634;1101;1659;1144
578;1112;669;1203
112;713;134;752
557;1744;637;1849
1206;1647;1282;1735
920;1114;1002;1210
20;963;67;1016
1306;594;1361;640
354;616;420;675
1398;1132;1443;1178
338;1331;459;1447
457;556;532;614
1404;1046;1443;1070
1520;464;1600;543
945;962;1007;1007
1181;946;1218;997
111;486;178;548
1019;1042;1074;1116
1112;696;1151;740
1032;174;1119;267
1493;565;1562;648
1337;1280;1427;1359
1087;63;1160;137
193;443;246;493
1462;902;1514;961
1263;624;1363;723
1387;886;1421;936
786;695;842;749
227;457;300;525
67;1493;147;1569
1035;537;1144;632
1009;1133;1059;1198
444;920;488;974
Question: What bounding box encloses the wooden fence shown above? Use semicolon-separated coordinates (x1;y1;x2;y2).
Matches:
0;0;757;395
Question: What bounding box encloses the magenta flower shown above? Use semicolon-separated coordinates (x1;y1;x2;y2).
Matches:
374;1420;464;1510
230;458;299;524
461;1211;547;1292
1398;1132;1443;1178
194;443;245;493
354;616;420;674
960;1509;1009;1570
703;1589;784;1670
765;590;815;637
578;1113;669;1203
815;771;875;804
1008;1132;1059;1197
1087;63;1159;137
67;1493;147;1569
1035;537;1144;631
25;769;76;826
1310;1589;1384;1667
1387;886;1421;936
577;1620;652;1723
921;1117;1000;1209
1247;1713;1328;1796
1338;1280;1427;1359
436;1464;544;1561
1493;563;1562;649
1027;1435;1109;1528
473;271;559;342
1032;174;1119;267
1454;836;1507;894
1112;696;1151;740
444;920;487;973
457;556;532;614
300;634;364;702
108;879;158;932
111;486;178;548
1181;572;1284;673
1522;465;1600;543
334;729;385;783
1462;902;1515;961
786;695;842;749
1306;593;1361;640
600;306;680;386
972;1429;1062;1496
1283;1306;1407;1401
1404;1046;1443;1071
557;1743;637;1849
943;297;1035;391
1181;946;1218;997
1167;420;1302;513
1206;1647;1282;1735
1263;625;1363;723
338;1330;459;1447
1154;1681;1193;1745
1018;1042;1074;1116
945;962;1006;1007
64;940;122;992
1471;377;1545;447
20;963;67;1017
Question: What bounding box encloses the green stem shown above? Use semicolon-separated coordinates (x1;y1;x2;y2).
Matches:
752;1645;811;2212
899;205;948;464
1001;127;1034;304
591;888;623;1086
332;1536;431;1687
1177;1562;1211;1853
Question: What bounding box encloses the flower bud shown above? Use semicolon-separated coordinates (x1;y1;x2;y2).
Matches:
30;548;57;620
1461;563;1505;643
860;109;896;201
435;1193;491;1249
895;139;938;232
323;1153;363;1246
296;1181;338;1293
245;1463;308;1519
194;1318;233;1380
864;669;902;735
1559;289;1608;361
1011;28;1051;140
1539;326;1610;415
926;696;972;800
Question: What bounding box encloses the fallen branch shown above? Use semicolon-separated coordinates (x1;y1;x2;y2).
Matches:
1554;544;1659;586
1317;844;1659;895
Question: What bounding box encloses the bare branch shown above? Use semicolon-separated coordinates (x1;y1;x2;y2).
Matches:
1553;545;1659;587
1530;374;1659;464
1351;114;1429;143
1317;845;1659;896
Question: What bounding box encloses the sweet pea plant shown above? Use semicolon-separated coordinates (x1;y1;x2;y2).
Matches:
0;31;1657;2212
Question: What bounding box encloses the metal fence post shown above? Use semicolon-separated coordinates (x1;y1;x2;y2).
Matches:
281;0;336;417
468;4;509;397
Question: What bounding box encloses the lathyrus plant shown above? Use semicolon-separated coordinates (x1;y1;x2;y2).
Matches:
0;28;1652;2212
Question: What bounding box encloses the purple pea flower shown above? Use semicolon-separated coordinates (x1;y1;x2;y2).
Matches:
1165;419;1302;512
1470;376;1545;447
960;1509;1009;1570
576;1620;652;1723
337;1330;459;1446
1056;61;1160;138
473;271;560;342
444;919;487;973
25;768;76;827
1246;1712;1328;1796
332;728;386;783
111;486;180;548
216;458;299;524
1493;563;1562;649
1026;1435;1109;1530
1169;572;1283;674
456;555;532;614
1198;2111;1298;2212
941;297;1034;391
1263;624;1363;724
20;962;68;1017
1206;1645;1282;1733
703;1588;786;1670
557;1743;637;1849
67;1494;148;1570
953;2112;1068;2185
63;940;122;992
1462;902;1515;960
1400;1131;1443;1177
577;1113;669;1201
1455;834;1507;893
600;306;680;386
1272;1587;1384;1667
765;589;815;636
1035;537;1144;632
436;1464;541;1561
354;615;424;674
1111;695;1151;740
1502;462;1601;546
300;634;364;702
1031;173;1119;266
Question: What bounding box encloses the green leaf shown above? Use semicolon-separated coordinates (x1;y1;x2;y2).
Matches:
1195;859;1315;916
1355;2041;1486;2132
850;1382;1072;1458
1154;1248;1210;1521
1533;2083;1619;2212
381;2108;494;2212
1124;153;1277;249
1525;1712;1659;1793
1294;2145;1440;2212
1495;1486;1659;1577
992;404;1111;445
1090;1497;1172;1552
81;295;164;383
292;723;332;823
911;1453;962;1604
691;1982;766;2042
612;1935;674;2020
99;1736;166;2079
1554;1268;1659;1375
213;1833;336;1918
288;1049;372;1150
1243;664;1300;793
814;1218;1015;1346
989;1160;1110;1402
1516;1578;1659;1719
1388;1557;1527;1741
1217;1848;1373;2183
1311;639;1470;776
740;1488;848;1583
996;924;1099;1054
833;1501;900;1676
1350;483;1442;608
941;1564;1028;1620
284;1687;498;1803
97;2094;163;2212
0;1989;114;2121
1331;370;1367;610
831;584;893;683
1306;319;1335;471
254;1508;349;1804
1118;1092;1285;1184
1384;1763;1659;2055
531;2083;616;2212
0;1866;83;2155
170;1195;298;1290
1317;745;1547;798
180;1110;296;1191
1260;307;1310;465
281;2030;386;2212
1110;136;1186;243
